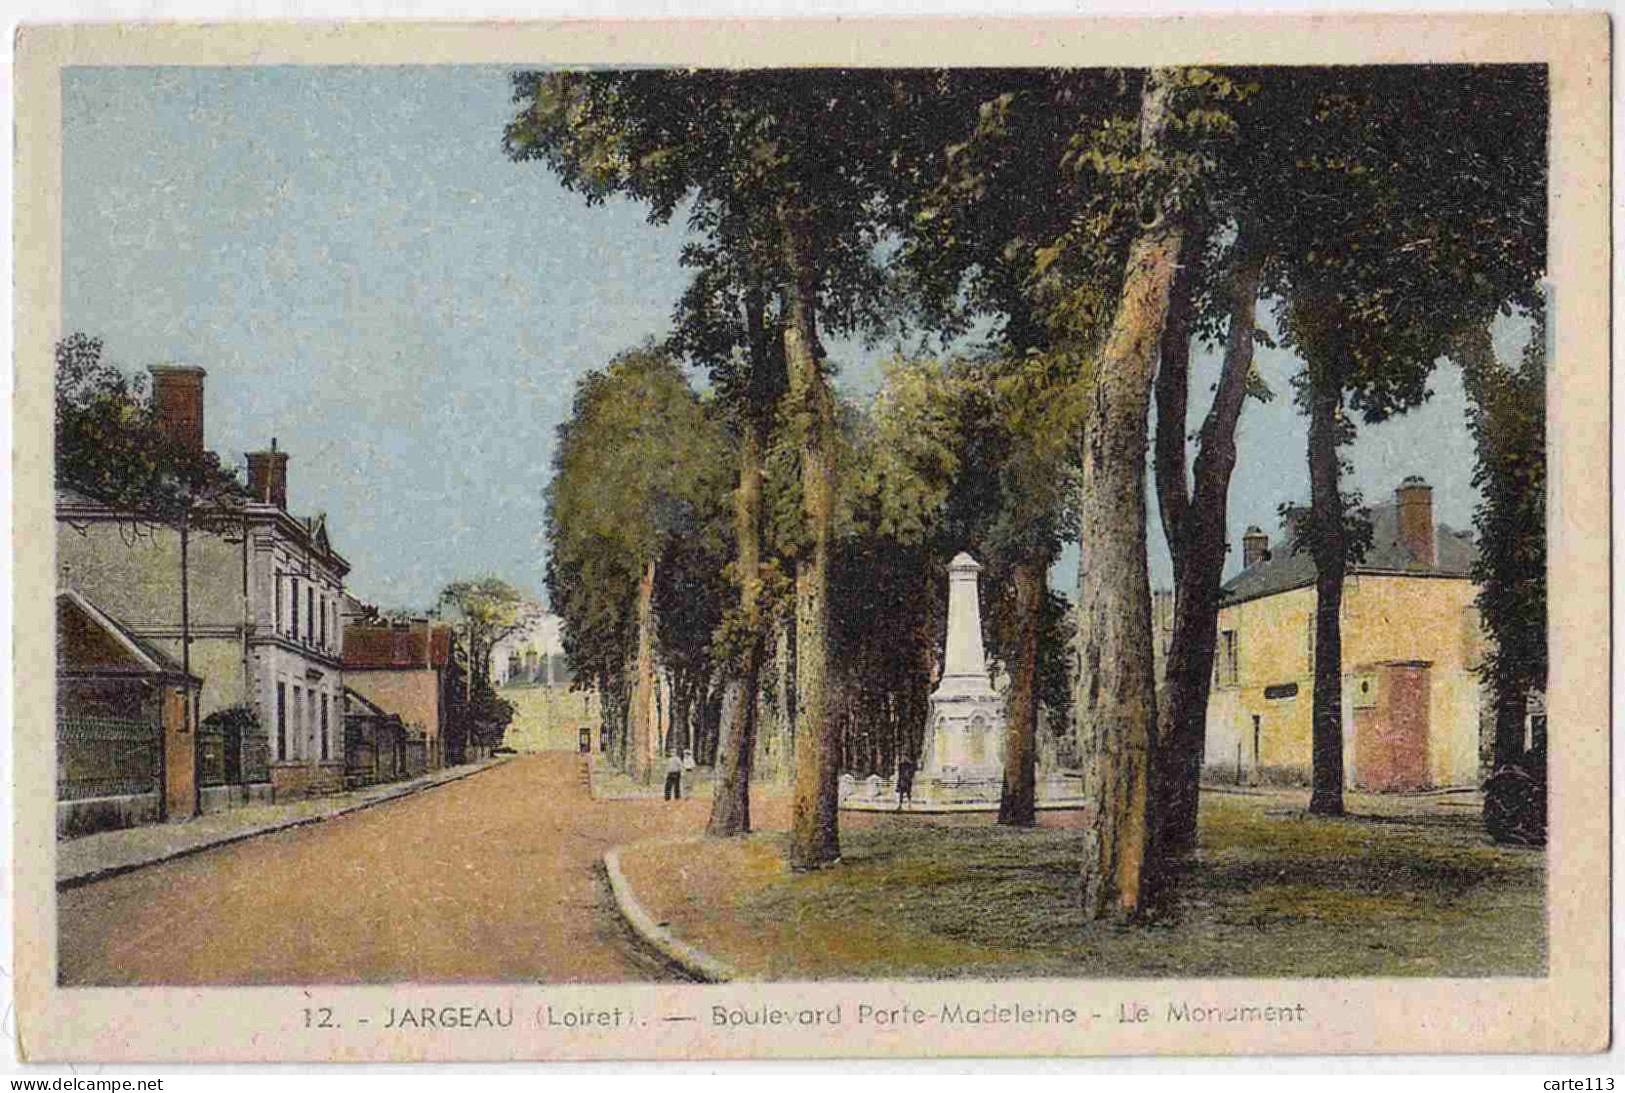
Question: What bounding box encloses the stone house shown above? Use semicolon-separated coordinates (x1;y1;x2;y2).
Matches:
1203;476;1487;791
342;617;456;771
57;366;351;802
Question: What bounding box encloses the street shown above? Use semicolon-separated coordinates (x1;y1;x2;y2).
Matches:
57;753;712;986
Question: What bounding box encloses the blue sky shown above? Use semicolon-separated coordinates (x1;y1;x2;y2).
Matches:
62;65;1526;608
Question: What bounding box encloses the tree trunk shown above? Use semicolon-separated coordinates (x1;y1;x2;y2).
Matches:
1075;67;1187;921
1493;693;1527;769
670;675;692;758
616;670;631;771
774;614;796;787
708;412;766;836
781;211;841;871
1154;236;1263;858
1306;376;1347;816
998;559;1042;826
631;557;657;784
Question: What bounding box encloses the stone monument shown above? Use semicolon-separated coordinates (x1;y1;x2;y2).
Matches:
914;552;1005;803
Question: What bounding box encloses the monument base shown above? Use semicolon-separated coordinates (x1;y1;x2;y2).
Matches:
838;770;1087;813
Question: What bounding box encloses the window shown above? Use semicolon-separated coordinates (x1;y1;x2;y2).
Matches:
276;682;286;760
307;588;315;643
320;594;327;648
292;686;303;760
1217;630;1239;687
274;574;282;630
291;578;299;637
320;694;329;761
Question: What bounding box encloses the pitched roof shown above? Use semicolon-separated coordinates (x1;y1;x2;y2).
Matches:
343;623;453;670
57;588;200;682
342;686;392;718
1220;500;1477;607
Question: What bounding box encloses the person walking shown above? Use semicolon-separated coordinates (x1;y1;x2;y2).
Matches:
896;754;916;811
664;751;684;801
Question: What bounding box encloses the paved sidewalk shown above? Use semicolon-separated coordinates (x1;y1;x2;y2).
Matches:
57;758;508;889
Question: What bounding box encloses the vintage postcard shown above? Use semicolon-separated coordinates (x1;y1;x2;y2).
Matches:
12;15;1611;1063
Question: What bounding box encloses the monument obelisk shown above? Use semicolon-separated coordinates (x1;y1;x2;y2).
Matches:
915;552;1004;801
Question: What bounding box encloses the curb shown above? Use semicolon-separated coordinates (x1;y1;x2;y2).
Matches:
58;758;510;891
602;837;738;984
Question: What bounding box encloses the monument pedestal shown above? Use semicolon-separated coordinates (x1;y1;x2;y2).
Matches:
836;550;1085;813
915;552;1004;805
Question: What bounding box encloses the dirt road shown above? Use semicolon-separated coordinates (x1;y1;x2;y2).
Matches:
57;753;722;986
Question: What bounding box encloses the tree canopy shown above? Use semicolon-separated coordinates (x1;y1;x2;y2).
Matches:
55;332;246;527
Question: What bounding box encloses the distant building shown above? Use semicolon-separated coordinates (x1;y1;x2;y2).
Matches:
57;366;351;802
1204;476;1487;791
491;608;572;688
343;617;456;770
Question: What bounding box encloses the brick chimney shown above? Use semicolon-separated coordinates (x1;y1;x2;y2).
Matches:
147;365;206;453
1242;525;1270;570
1395;475;1436;568
246;438;290;510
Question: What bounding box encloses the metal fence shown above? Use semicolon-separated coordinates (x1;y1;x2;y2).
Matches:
344;718;414;788
405;735;427;777
238;730;271;784
198;722;272;788
57;716;159;801
198;722;227;787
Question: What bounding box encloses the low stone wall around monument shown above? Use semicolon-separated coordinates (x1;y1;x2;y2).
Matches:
838;768;1087;812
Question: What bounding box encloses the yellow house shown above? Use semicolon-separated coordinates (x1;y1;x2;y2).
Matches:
1204;477;1487;791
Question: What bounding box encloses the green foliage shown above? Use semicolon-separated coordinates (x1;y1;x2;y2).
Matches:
1463;310;1547;705
1258;65;1548;418
438;575;531;686
506;69;903;347
446;676;517;758
507;65;1548;793
544;342;735;749
55;332;246;529
1276;491;1375;571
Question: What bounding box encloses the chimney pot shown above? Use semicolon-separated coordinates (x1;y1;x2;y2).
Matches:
147;365;207;453
1242;525;1270;570
1395;476;1436;568
246;442;291;510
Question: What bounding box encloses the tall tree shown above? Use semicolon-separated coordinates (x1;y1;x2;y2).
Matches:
667;203;791;837
1143;64;1546;837
543;344;729;783
1458;309;1547;769
437;576;528;690
1042;67;1213;918
1261;64;1548;815
881;71;1093;827
1149;225;1270;855
507;69;901;867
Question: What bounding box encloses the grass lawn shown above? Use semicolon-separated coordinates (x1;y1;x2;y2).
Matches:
618;787;1545;980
